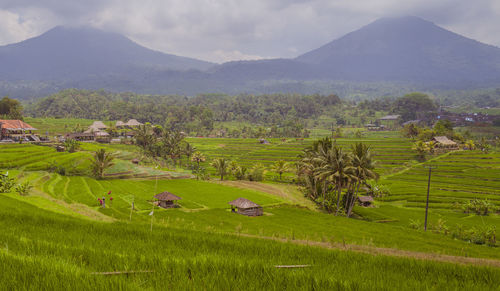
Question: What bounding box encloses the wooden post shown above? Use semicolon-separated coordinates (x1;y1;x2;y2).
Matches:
424;165;437;231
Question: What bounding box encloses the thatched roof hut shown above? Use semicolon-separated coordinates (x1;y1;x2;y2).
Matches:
357;196;374;207
432;136;457;148
116;121;125;127
228;198;263;216
89;121;108;130
126;119;143;127
379;115;401;120
154;191;181;208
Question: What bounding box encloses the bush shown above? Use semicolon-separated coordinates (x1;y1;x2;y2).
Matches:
0;172;16;193
15;181;32;196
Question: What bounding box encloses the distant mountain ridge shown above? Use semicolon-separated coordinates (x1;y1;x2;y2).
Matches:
1;16;500;99
0;26;214;81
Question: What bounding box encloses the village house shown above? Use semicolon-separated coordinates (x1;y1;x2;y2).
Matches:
378;115;401;129
0;120;38;142
432;136;458;150
357;196;374;207
154;191;181;209
116;119;143;129
228;198;263;216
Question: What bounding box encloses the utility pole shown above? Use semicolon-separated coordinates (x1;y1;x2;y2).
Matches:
423;165;437;231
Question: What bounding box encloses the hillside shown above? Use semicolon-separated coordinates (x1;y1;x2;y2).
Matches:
0;26;214;81
2;16;500;98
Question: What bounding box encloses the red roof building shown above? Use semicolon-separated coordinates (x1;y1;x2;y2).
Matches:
0;120;37;141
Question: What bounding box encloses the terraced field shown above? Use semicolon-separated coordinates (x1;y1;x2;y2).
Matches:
380;150;500;208
188;136;416;175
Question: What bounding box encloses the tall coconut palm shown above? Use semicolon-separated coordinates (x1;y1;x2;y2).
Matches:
346;143;379;217
191;151;206;180
211;158;229;181
90;149;115;179
184;142;196;165
315;144;353;215
271;160;291;180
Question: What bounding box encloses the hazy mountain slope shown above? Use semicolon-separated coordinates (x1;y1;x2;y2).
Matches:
0;26;213;81
295;16;500;83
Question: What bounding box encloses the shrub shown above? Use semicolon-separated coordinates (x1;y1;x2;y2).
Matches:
0;172;16;193
15;181;32;196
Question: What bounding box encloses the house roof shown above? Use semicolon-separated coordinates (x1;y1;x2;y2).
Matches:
228;198;261;209
379;115;401;120
65;132;94;138
89;121;108;130
116;121;125;127
0;120;37;130
358;196;374;203
154;191;181;201
95;131;110;137
126;119;143;126
402;120;421;126
433;136;457;145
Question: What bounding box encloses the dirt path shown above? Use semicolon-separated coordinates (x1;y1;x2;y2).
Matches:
239;233;500;268
215;180;317;209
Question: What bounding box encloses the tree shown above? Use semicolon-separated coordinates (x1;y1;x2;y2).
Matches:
211;158;229;181
0;96;23;119
465;140;476;150
191;151;206;180
183;142;196;165
392;93;437;121
412;141;427;160
63;139;80;153
271;160;291;181
315;143;354;215
346;143;378;217
134;124;155;152
90;149;115;179
401;123;420;139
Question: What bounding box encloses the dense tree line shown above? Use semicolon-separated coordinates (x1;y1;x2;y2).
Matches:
26;89;341;136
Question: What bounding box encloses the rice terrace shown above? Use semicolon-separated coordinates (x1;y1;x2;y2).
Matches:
2;4;500;290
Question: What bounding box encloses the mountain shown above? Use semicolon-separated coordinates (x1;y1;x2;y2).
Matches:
294;16;500;83
0;26;214;81
2;17;500;99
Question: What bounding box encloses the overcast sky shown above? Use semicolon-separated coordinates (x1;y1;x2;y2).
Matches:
0;0;499;63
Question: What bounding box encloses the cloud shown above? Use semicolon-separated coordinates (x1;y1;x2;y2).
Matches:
0;0;499;62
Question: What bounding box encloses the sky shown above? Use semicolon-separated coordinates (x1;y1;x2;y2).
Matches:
0;0;499;63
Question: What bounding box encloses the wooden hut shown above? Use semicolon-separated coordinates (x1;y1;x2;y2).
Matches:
154;191;181;209
432;136;458;149
357;196;374;207
228;198;263;216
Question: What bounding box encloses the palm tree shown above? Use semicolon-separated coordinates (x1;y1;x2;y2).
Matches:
211;158;229;181
90;149;115;179
271;160;291;180
191;151;206;179
184;142;196;165
346;143;378;217
315;143;353;215
465;140;476;150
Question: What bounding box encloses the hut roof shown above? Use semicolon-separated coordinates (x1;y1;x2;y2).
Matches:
402;120;421;126
89;121;108;130
0;120;37;130
357;196;374;203
154;191;181;201
433;136;457;145
95;131;110;137
66;132;94;138
116;121;125;127
379;115;401;120
126;119;143;126
228;198;261;209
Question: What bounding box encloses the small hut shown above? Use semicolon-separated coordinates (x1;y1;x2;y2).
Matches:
154;191;181;209
432;136;458;149
228;198;263;216
357;196;374;207
125;119;143;127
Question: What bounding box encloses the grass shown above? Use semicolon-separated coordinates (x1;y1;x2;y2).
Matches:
1;195;500;290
